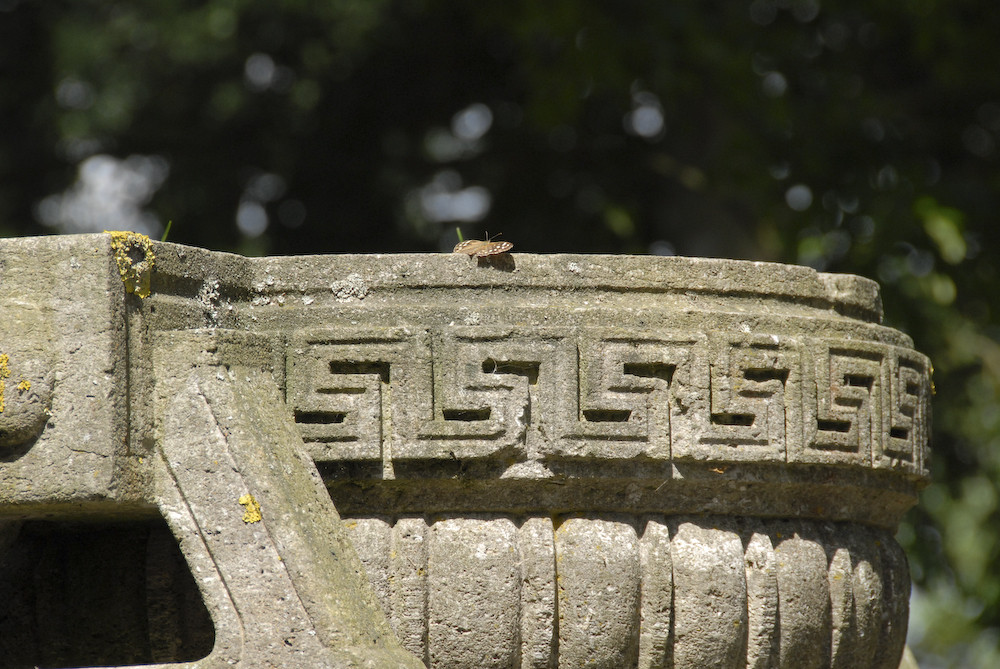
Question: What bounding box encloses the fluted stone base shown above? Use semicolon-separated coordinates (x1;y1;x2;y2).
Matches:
345;514;908;668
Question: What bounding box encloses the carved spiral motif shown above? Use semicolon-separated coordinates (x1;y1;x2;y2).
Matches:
0;305;54;454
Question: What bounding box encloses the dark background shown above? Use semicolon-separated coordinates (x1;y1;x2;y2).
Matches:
2;2;998;665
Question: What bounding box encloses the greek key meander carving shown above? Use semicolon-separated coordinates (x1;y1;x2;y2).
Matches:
286;327;930;473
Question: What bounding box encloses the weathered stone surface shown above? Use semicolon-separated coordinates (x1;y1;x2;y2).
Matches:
1;235;125;506
152;330;417;667
0;234;929;668
1;235;421;668
344;515;910;668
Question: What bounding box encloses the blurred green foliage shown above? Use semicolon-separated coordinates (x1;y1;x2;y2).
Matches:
2;1;999;665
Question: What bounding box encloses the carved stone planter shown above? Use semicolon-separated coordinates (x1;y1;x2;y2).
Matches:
0;234;929;668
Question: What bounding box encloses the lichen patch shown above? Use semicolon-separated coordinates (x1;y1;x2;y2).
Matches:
105;230;155;298
0;353;8;413
239;493;262;523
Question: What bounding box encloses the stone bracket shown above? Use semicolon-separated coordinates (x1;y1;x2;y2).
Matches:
152;330;422;668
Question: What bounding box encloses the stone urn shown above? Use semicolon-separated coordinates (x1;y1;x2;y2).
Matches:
0;234;930;668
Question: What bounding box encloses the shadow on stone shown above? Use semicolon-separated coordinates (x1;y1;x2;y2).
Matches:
0;515;214;668
477;252;515;271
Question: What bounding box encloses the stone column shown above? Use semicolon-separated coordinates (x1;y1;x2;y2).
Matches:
0;234;930;668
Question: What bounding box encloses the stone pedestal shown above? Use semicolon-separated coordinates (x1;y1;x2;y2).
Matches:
0;234;930;668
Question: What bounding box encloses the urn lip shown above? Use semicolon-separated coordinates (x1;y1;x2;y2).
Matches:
7;235;879;323
0;235;882;306
259;251;882;322
140;238;885;324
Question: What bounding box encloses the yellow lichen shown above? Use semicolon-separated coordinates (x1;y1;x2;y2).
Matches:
0;353;8;413
17;379;30;392
105;230;155;298
239;493;262;523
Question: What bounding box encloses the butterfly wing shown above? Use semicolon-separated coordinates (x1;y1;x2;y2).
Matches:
453;240;485;255
453;239;513;256
474;241;512;257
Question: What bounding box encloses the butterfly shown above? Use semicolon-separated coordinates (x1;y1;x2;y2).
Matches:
452;234;513;257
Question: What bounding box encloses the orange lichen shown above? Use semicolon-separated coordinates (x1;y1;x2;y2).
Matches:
239;493;262;523
105;230;155;298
